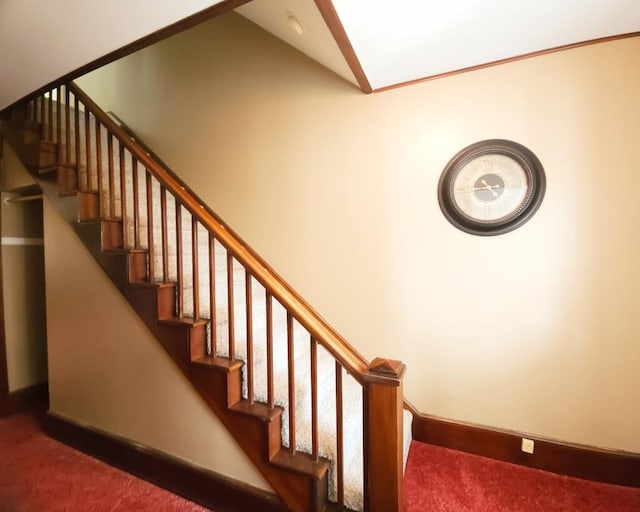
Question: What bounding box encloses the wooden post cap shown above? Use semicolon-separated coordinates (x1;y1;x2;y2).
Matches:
363;357;406;385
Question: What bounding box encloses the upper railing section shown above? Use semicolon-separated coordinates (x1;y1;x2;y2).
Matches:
73;81;371;381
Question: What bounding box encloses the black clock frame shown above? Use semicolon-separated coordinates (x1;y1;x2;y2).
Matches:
438;139;546;236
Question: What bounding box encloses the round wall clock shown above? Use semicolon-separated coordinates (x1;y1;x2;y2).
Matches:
438;139;546;236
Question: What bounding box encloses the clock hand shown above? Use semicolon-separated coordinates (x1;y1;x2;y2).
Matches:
479;179;499;198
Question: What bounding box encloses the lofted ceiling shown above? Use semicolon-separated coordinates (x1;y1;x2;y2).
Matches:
239;0;640;91
1;0;639;110
0;0;229;109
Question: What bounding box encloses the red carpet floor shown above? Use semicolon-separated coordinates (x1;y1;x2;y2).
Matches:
2;411;639;511
0;412;208;512
404;440;640;512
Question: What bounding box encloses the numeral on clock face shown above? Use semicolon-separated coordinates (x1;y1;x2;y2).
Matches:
482;158;495;170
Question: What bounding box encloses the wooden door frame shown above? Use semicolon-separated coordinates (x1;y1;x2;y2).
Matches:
0;138;11;415
0;251;10;416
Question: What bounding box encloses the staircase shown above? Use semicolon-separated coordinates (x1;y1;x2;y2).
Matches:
1;82;409;512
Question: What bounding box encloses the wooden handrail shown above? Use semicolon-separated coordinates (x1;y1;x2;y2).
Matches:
67;81;370;382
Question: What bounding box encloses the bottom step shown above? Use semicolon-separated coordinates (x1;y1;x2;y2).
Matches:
271;449;329;479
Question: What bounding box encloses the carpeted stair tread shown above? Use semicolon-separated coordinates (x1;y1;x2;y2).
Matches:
230;399;283;421
129;280;177;289
38;165;59;175
102;247;148;255
191;355;243;371
159;316;208;327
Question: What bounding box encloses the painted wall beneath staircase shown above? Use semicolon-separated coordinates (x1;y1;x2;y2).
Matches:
33;156;270;491
77;14;640;452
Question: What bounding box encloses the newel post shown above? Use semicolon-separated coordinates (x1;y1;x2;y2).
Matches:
363;357;406;512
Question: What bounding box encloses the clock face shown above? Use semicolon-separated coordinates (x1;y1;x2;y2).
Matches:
438;140;545;236
452;154;529;223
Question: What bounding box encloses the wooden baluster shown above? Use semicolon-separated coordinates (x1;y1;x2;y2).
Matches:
74;94;80;170
363;358;406;512
192;217;200;321
95;120;103;216
107;135;115;218
48;90;53;141
42;95;46;126
160;187;168;282
176;202;184;318
42;94;46;137
65;87;71;164
132;159;140;249
287;311;296;454
119;142;127;247
245;269;253;403
56;87;61;148
227;252;235;360
208;236;217;356
336;361;344;507
84;106;91;191
145;172;155;281
266;292;274;408
310;337;319;462
39;96;44;138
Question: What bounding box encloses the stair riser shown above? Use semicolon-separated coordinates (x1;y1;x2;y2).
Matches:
22;141;57;172
128;252;148;283
2;115;41;146
77;191;98;219
101;220;123;251
155;324;207;368
125;285;176;326
191;365;242;409
57;166;79;197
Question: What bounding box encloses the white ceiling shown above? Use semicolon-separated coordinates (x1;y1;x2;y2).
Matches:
0;0;226;109
238;0;640;90
1;0;639;110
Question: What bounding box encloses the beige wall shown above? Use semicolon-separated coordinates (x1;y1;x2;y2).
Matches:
0;143;47;392
76;14;640;452
42;198;270;490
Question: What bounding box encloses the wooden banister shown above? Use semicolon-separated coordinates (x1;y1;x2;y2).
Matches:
15;82;410;511
66;82;371;382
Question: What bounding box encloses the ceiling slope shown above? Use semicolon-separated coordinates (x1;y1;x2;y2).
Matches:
2;0;639;108
239;0;640;92
0;0;241;109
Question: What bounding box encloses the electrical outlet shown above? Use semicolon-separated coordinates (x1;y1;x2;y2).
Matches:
521;437;535;454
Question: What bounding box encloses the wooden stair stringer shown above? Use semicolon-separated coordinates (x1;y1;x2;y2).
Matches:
4;126;332;512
